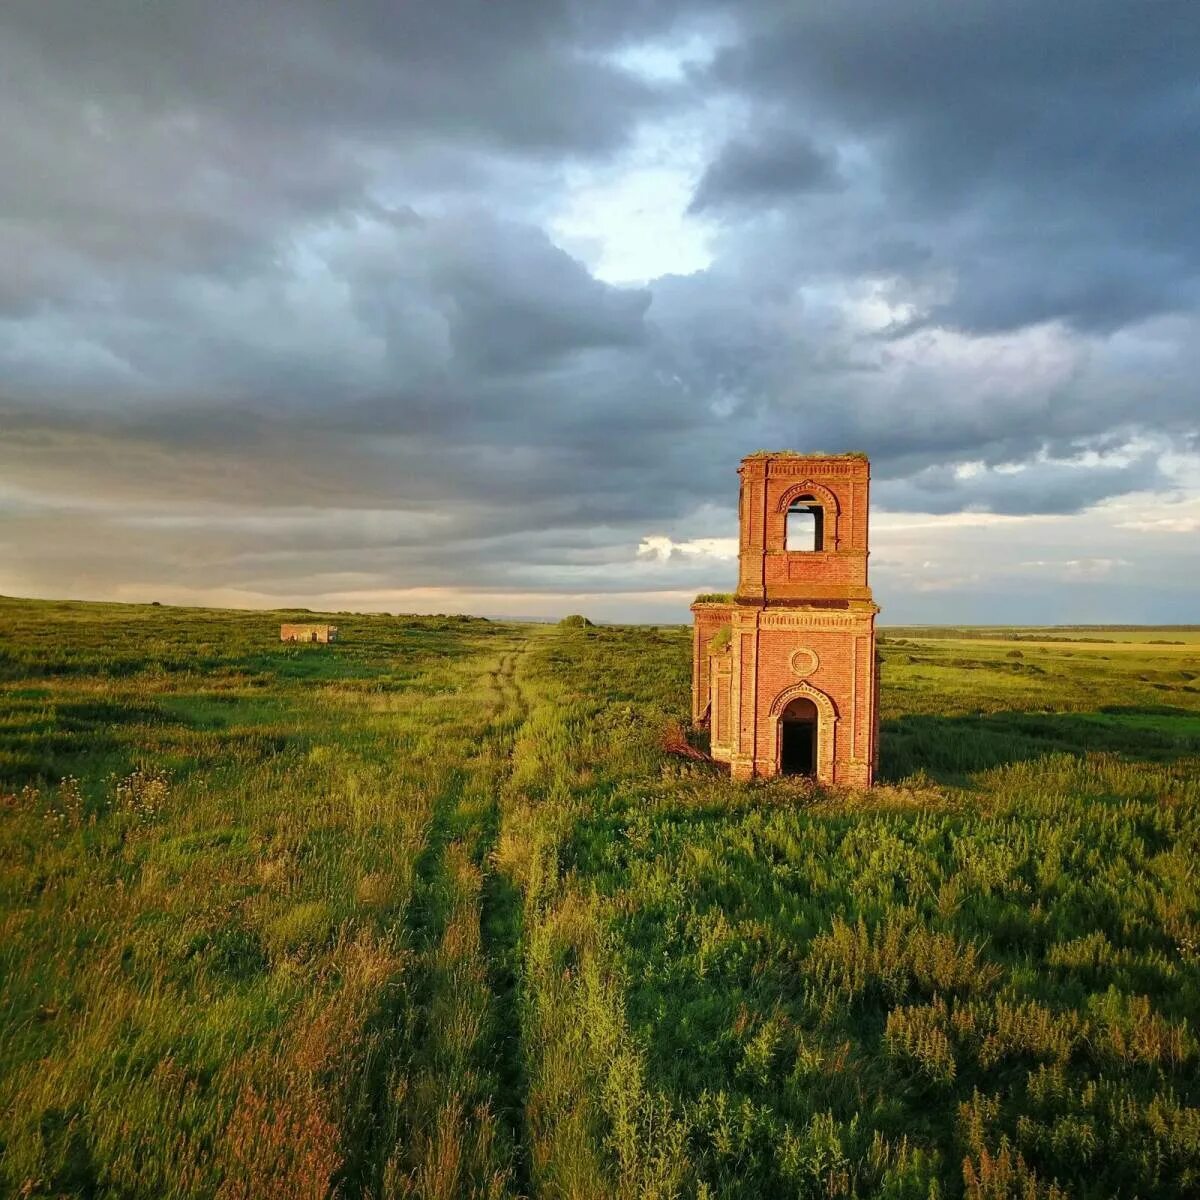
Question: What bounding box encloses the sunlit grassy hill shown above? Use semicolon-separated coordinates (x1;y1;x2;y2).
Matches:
2;596;1199;1198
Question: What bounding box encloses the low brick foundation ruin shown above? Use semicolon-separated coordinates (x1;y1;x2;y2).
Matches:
280;623;338;643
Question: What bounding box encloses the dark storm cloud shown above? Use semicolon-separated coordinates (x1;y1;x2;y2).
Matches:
689;130;841;211
876;454;1169;517
4;0;667;152
701;0;1200;333
1;0;1198;617
0;0;678;306
394;216;652;373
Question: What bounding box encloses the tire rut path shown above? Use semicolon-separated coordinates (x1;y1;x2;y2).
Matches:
479;640;535;1198
336;632;539;1199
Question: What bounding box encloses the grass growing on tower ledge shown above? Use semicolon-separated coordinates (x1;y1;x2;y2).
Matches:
743;449;870;460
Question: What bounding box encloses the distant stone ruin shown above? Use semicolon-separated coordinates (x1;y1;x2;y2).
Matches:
691;452;879;785
280;623;338;644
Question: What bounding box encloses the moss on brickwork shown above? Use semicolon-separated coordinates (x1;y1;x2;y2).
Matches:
707;624;732;653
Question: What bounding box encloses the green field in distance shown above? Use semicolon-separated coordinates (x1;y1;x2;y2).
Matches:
2;596;1199;1198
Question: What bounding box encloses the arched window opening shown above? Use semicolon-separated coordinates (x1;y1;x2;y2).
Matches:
780;696;818;776
786;496;824;552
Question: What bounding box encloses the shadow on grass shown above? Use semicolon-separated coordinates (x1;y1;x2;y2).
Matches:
0;693;308;789
880;704;1200;783
0;697;171;786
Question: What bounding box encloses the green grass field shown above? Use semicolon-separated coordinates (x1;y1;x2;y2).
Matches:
2;596;1199;1199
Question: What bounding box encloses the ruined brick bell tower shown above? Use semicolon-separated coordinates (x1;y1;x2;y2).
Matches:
691;452;880;785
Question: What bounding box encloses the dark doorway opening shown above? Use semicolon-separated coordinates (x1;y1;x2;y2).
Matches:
780;696;818;776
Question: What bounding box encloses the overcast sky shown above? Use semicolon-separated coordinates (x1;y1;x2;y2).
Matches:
2;1;1198;623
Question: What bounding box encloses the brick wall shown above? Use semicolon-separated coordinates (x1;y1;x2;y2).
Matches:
690;603;733;723
280;624;338;643
692;453;878;786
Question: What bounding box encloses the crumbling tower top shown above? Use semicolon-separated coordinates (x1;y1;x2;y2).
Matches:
735;451;875;608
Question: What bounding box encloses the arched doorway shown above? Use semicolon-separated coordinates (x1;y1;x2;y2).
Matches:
779;696;818;776
769;680;838;782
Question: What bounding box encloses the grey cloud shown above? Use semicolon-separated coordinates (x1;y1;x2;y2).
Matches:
876;454;1170;517
4;0;669;153
0;0;679;312
418;216;652;372
700;0;1200;333
689;129;840;211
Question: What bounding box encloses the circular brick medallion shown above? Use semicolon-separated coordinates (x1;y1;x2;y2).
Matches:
789;647;819;677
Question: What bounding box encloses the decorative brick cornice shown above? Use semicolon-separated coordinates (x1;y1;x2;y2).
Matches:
775;479;841;515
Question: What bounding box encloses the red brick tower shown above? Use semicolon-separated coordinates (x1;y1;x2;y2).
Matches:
691;452;879;785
